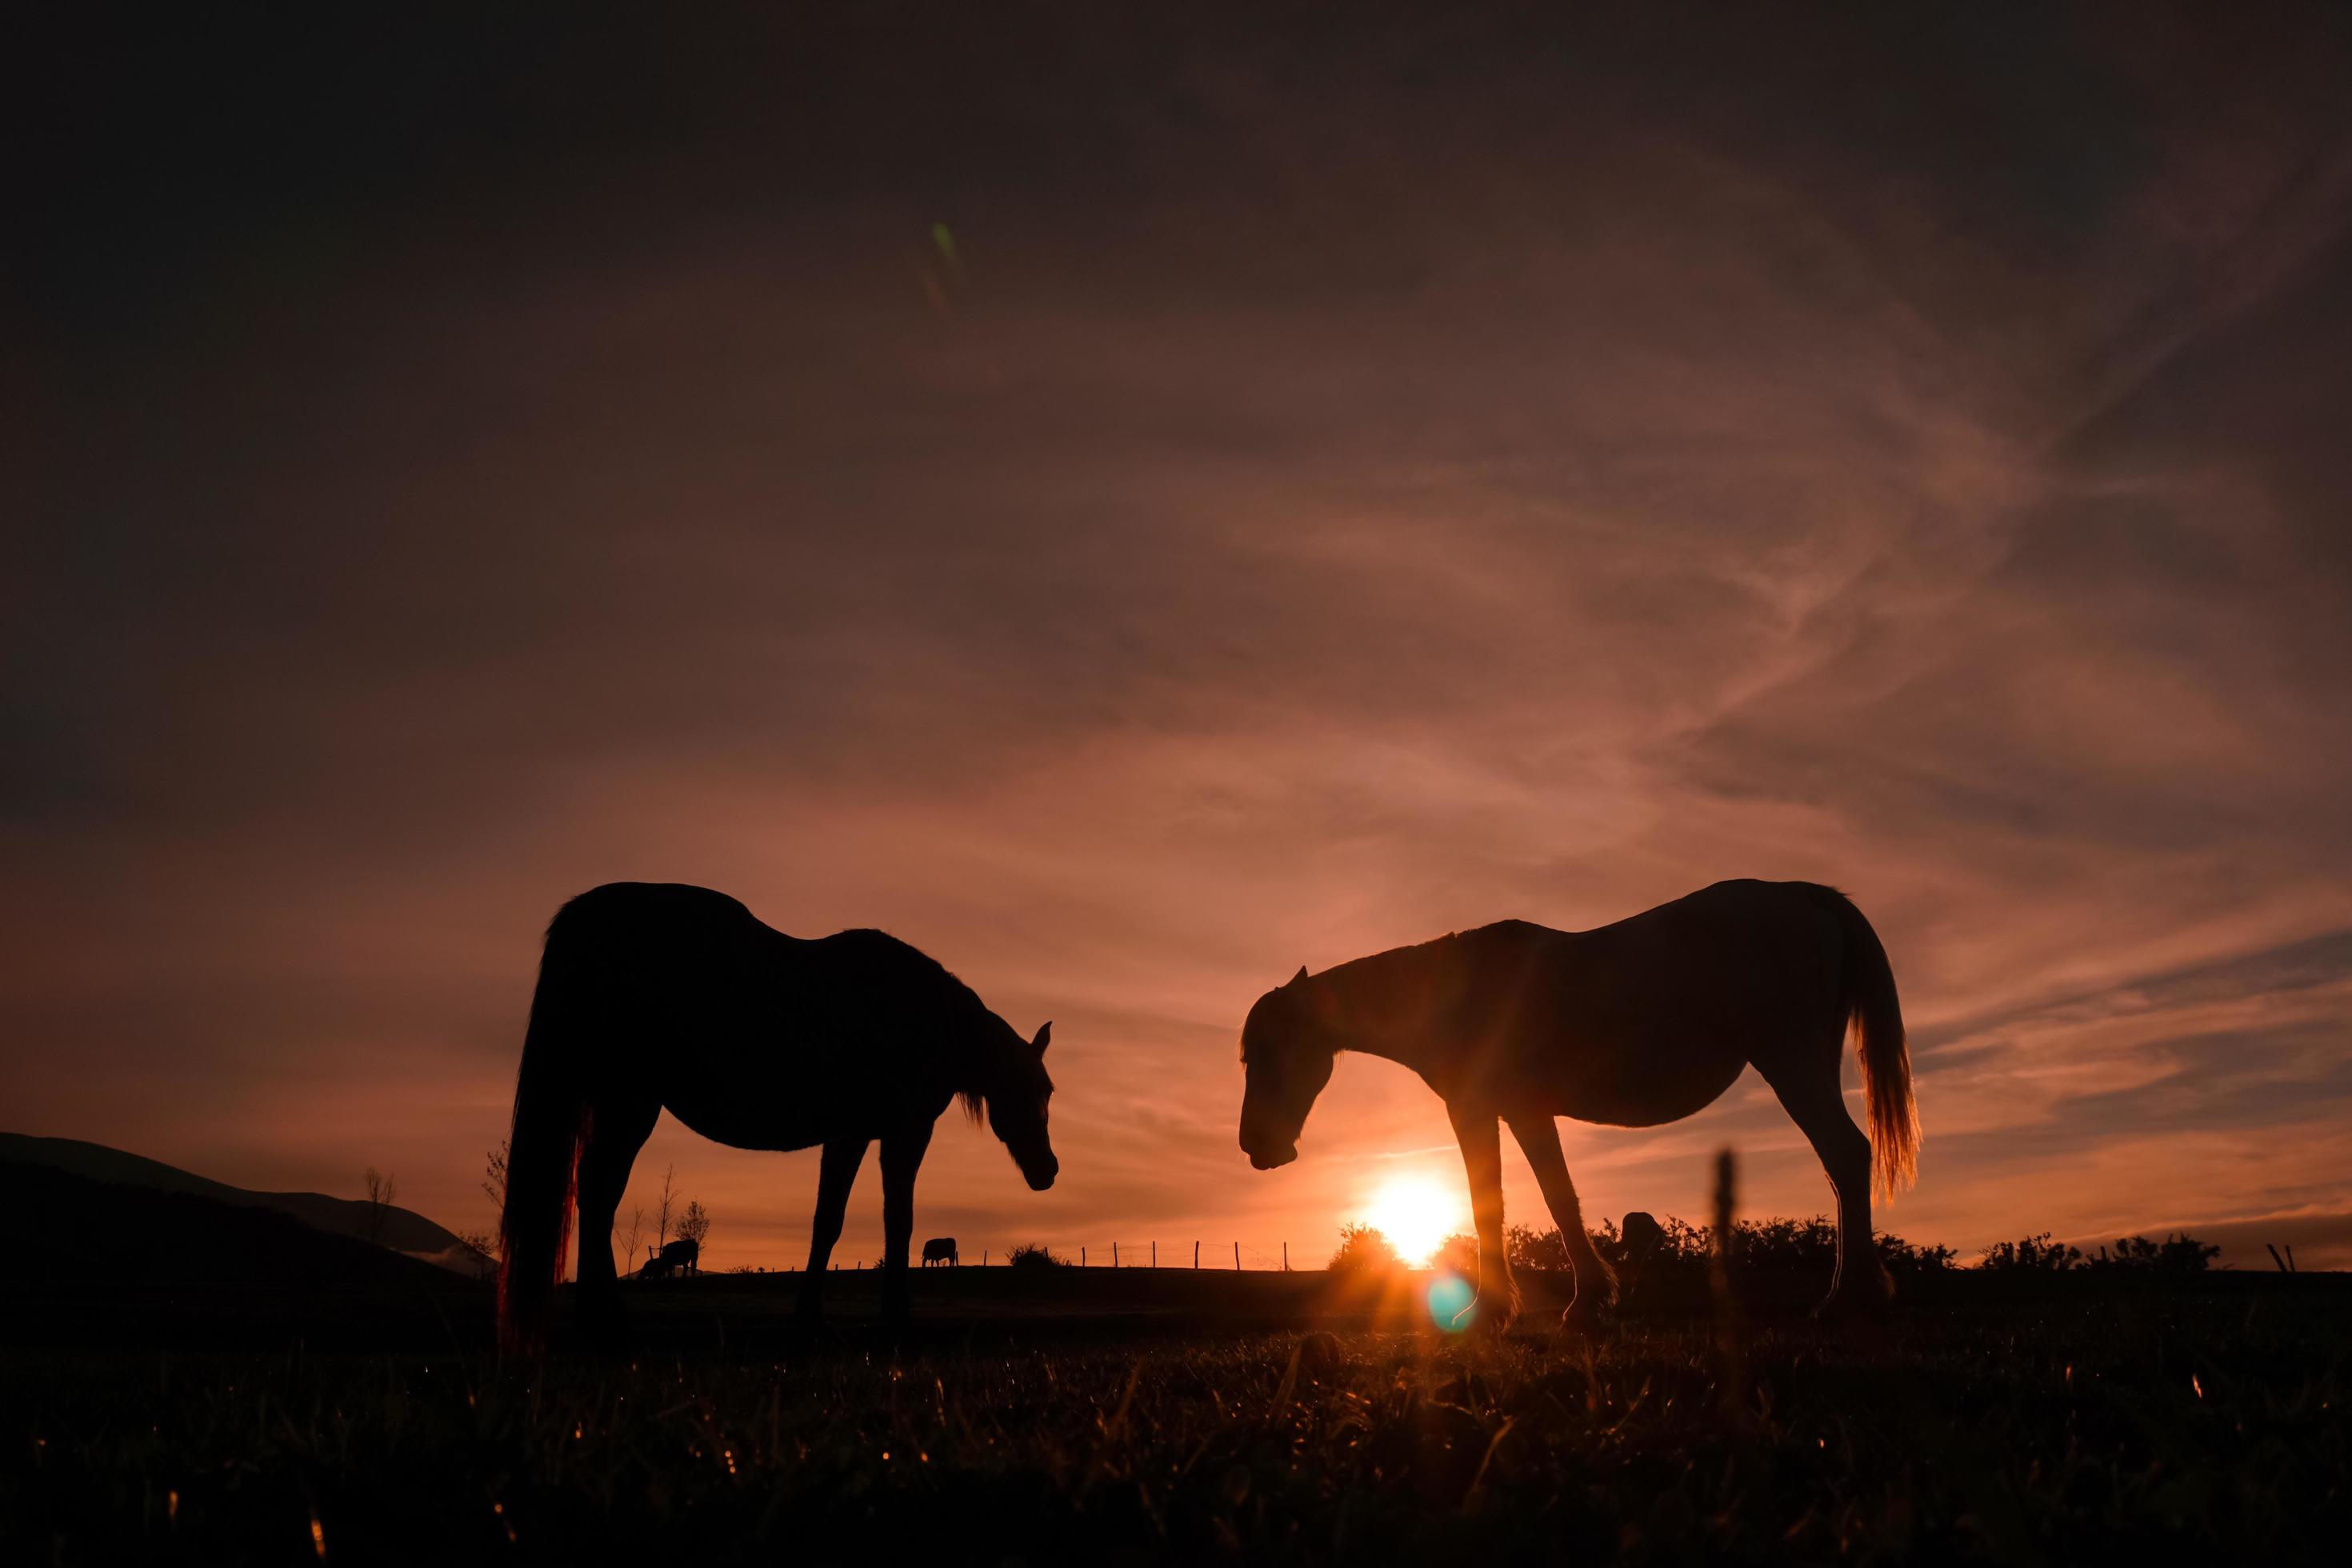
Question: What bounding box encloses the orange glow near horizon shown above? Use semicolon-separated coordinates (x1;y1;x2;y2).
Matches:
1358;1175;1465;1266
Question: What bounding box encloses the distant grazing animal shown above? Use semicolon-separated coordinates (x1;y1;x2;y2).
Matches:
638;1237;699;1280
1616;1211;1666;1300
921;1238;958;1267
1238;881;1917;1331
498;883;1058;1352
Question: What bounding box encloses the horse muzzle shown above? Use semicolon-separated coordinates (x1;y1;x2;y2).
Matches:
1244;1139;1298;1171
1022;1155;1059;1191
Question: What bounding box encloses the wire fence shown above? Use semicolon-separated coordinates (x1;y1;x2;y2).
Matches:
719;1240;1313;1273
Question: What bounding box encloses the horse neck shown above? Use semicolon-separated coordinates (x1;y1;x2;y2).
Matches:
1305;939;1464;1079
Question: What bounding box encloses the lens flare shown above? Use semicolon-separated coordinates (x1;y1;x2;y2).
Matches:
1426;1270;1475;1333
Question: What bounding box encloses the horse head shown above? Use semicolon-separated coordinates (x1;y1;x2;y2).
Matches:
977;1021;1058;1190
1238;966;1339;1170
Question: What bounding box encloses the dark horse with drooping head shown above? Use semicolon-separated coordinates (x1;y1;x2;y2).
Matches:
498;882;1057;1352
1238;880;1916;1330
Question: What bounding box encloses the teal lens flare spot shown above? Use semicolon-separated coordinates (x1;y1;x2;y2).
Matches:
1426;1271;1475;1333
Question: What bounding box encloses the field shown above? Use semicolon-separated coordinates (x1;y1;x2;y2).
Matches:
6;1267;2347;1564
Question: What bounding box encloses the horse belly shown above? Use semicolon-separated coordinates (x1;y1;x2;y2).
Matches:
1547;1036;1748;1128
653;1042;870;1153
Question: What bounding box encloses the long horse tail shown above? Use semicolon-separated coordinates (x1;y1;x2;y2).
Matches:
1817;886;1918;1197
496;903;601;1354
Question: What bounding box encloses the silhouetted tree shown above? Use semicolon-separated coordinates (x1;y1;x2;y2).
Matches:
654;1164;678;1250
677;1199;710;1250
482;1140;508;1209
619;1204;645;1273
454;1145;510;1278
1327;1223;1400;1273
362;1167;396;1246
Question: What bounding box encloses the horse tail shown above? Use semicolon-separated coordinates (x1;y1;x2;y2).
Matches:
1818;886;1918;1198
496;903;601;1354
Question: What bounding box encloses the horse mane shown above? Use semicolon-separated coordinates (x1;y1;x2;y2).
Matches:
835;929;1006;1122
1308;933;1479;1038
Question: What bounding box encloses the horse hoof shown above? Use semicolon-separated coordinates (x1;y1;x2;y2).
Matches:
1458;1291;1518;1334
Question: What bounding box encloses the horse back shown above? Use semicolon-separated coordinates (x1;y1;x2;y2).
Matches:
1461;882;1846;1121
544;885;974;1149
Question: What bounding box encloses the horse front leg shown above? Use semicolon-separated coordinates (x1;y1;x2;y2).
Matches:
796;1138;869;1322
878;1121;935;1324
1506;1113;1616;1334
1446;1100;1518;1330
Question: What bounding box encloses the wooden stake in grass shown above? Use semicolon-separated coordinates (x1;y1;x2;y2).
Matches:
1709;1146;1747;1417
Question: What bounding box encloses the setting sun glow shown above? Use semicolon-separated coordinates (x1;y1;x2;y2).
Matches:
1360;1175;1463;1266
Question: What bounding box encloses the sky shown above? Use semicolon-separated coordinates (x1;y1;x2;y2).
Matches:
10;5;2352;1273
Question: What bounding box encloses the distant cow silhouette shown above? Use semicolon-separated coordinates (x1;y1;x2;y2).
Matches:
638;1237;699;1280
498;883;1058;1352
1238;880;1916;1332
921;1238;958;1267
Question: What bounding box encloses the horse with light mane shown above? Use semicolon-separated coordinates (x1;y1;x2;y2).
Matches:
1238;880;1916;1330
498;882;1057;1352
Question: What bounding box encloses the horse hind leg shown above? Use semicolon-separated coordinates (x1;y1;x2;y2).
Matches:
574;1091;658;1344
1756;1043;1890;1317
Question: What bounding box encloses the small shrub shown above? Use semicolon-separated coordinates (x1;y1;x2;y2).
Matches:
1005;1243;1068;1270
1878;1232;1959;1274
1506;1223;1571;1272
2086;1233;2220;1274
1978;1233;2083;1272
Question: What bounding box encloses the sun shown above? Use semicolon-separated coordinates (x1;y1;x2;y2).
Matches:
1360;1174;1463;1266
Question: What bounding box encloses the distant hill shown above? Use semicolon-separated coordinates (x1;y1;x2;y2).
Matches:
0;1133;482;1274
0;1159;466;1288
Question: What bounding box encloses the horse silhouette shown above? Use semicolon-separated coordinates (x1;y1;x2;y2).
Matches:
921;1238;958;1267
498;882;1057;1351
637;1236;699;1279
1238;880;1916;1330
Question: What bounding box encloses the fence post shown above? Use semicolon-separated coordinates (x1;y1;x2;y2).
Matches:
1152;1241;1156;1269
1282;1242;1288;1271
1234;1242;1241;1270
1082;1246;1086;1267
983;1250;989;1266
1113;1242;1118;1268
1194;1241;1200;1269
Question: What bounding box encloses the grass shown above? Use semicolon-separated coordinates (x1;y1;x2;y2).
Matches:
6;1278;2346;1563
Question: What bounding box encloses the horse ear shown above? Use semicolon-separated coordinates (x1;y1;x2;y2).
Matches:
1289;966;1309;988
1031;1021;1051;1054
